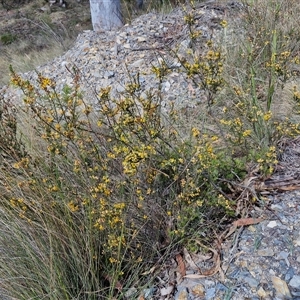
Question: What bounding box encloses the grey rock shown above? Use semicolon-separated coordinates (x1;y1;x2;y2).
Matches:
294;236;300;247
137;36;147;42
116;83;125;93
93;71;102;78
124;287;137;297
271;204;283;210
175;287;189;300
143;287;156;299
227;268;241;279
289;275;300;289
216;282;228;292
138;76;146;84
257;248;274;256
243;276;259;288
205;287;216;299
131;59;145;68
104;71;115;79
291;291;300;297
285;267;295;282
123;43;131;49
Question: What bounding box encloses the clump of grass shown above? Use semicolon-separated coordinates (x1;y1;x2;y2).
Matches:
122;0;189;24
1;0;300;299
217;0;300;175
0;41;71;86
0;33;17;45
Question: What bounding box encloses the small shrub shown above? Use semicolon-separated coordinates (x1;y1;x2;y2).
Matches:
1;55;240;298
0;33;17;45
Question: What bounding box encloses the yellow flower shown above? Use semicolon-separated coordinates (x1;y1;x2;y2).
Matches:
220;20;228;28
109;257;118;264
68;201;79;212
269;146;276;152
263;111;272;121
233;86;242;96
191;127;200;137
55;123;61;131
51;185;59;192
242;129;252;137
13;157;29;169
280;51;290;59
220;119;232;125
113;202;126;210
99;86;111;99
234;118;242;127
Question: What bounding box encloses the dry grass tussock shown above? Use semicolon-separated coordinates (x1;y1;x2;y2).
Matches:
0;42;71;85
1;0;300;299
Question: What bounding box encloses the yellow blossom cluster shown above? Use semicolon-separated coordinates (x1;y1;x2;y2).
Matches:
182;41;224;105
257;146;278;175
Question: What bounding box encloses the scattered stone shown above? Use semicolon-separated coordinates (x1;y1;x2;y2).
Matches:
267;221;277;228
272;276;292;299
244;275;259;288
131;59;145;68
124;287;137;298
270;204;283;210
205;287;216;299
160;285;174;296
294;237;300;246
143;287;156;299
175;287;189;300
285;267;295;282
248;225;256;232
137;36;147;42
291;291;300;297
277;251;290;267
257;248;275;256
190;283;205;297
103;71;115;79
257;286;268;298
123;43;131;49
289;275;300;289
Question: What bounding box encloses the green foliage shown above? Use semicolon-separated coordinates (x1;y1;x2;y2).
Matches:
218;0;300;176
0;0;31;10
0;33;17;45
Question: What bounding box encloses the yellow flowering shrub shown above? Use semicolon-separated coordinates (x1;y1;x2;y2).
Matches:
3;1;300;298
